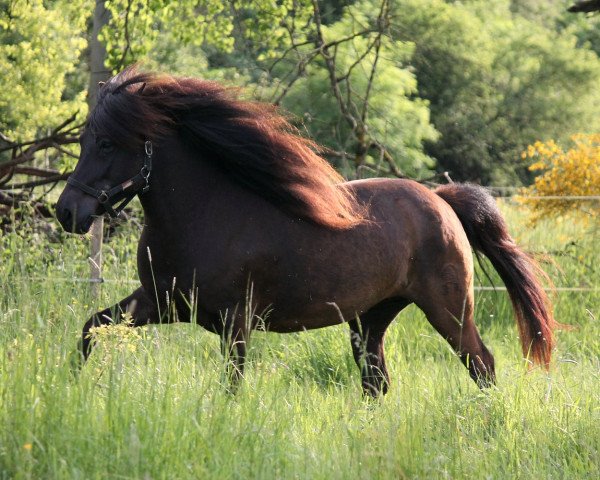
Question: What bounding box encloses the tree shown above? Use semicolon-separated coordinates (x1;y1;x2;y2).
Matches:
389;0;600;184
88;0;111;109
0;0;88;214
0;0;87;141
274;1;438;179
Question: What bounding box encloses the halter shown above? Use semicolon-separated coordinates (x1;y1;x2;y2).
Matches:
67;141;153;218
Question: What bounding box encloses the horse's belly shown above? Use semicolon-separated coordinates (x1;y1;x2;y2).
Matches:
258;284;388;332
261;305;351;332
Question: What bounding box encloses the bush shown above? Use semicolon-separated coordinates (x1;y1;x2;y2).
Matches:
520;134;600;224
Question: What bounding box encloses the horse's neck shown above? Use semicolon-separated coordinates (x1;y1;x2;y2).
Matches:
138;140;231;232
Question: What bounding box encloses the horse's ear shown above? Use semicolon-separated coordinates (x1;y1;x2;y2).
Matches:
138;82;146;95
98;81;106;87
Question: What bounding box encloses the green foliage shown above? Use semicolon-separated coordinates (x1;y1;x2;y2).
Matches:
510;0;568;27
101;0;313;72
101;0;234;70
3;0;600;189
144;30;252;84
275;2;439;178
0;0;88;141
231;0;313;61
391;0;600;184
557;2;600;56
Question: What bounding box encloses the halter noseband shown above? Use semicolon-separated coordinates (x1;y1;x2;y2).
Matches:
67;141;153;218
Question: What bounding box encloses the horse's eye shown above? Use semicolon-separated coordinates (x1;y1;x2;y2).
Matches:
98;139;114;154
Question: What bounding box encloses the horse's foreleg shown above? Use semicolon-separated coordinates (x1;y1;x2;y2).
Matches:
349;299;410;397
220;306;251;391
80;286;160;361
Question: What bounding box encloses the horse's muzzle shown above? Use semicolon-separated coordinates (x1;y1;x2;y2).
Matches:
56;187;100;234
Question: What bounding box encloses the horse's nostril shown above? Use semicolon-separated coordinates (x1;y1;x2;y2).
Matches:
58;206;75;232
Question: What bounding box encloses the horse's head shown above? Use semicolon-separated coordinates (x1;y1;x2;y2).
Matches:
56;127;152;233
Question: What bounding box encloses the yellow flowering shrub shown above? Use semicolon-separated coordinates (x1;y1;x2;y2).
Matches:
520;134;600;224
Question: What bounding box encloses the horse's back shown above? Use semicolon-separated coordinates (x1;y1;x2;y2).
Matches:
349;178;468;248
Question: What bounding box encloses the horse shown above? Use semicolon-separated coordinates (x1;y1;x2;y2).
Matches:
56;67;555;396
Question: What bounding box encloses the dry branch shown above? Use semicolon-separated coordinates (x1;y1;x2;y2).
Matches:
0;114;82;218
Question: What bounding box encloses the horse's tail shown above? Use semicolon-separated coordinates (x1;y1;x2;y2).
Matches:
435;183;555;367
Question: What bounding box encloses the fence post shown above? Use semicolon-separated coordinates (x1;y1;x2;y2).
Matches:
86;0;109;301
89;216;104;299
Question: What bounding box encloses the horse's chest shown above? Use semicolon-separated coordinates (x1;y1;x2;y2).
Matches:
137;233;253;308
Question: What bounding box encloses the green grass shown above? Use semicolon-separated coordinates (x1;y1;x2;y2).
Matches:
1;203;598;479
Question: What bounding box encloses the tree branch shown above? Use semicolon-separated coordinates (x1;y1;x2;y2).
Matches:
12;166;62;178
0;115;81;170
311;0;358;131
0;116;81;218
114;0;134;72
4;172;71;190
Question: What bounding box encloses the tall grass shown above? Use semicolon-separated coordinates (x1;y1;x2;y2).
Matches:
0;203;598;479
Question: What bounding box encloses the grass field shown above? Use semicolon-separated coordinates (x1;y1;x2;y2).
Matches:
0;202;598;479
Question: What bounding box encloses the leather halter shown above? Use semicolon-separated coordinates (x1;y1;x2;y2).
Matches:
67;141;153;218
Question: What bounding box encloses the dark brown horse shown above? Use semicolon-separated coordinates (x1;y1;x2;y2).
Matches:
56;68;555;396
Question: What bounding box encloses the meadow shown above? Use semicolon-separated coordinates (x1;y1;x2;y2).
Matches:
0;202;598;479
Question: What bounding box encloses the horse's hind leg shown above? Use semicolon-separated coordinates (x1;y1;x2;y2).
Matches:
349;298;410;397
417;273;496;388
80;286;161;361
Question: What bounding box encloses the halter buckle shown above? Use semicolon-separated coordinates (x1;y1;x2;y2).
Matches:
98;191;109;204
145;140;153;157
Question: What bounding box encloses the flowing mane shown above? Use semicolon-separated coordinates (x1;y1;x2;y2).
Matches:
88;67;364;229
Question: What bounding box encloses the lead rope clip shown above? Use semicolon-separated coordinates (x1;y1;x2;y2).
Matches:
142;140;153;193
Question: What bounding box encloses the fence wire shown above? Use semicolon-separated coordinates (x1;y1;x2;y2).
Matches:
11;276;599;292
6;193;598;293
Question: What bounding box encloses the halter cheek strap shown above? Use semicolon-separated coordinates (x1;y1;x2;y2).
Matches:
67;141;153;218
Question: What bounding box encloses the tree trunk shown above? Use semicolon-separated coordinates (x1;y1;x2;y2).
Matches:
88;1;111;109
88;1;111;299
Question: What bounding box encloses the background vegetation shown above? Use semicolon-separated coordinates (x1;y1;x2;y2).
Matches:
521;133;600;223
2;0;600;187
